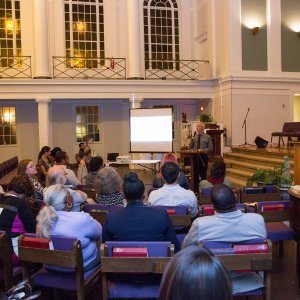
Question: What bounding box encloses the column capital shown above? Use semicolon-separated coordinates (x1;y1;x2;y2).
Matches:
35;98;52;104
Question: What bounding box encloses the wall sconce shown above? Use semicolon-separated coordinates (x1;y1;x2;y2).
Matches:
200;106;205;111
251;26;260;36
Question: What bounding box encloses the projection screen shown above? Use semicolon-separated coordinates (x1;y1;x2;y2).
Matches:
130;108;173;152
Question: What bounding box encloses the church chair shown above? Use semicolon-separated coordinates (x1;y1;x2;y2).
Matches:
199;203;246;217
202;239;272;300
101;241;174;300
199;187;240;205
83;203;124;225
77;185;96;200
151;205;192;243
240;185;281;203
254;201;294;257
0;231;22;292
18;235;101;300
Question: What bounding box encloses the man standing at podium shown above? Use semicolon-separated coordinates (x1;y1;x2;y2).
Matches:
189;122;213;193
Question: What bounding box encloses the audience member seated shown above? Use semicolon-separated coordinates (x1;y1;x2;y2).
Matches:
183;184;266;294
199;158;231;191
76;142;86;164
18;159;44;201
0;175;36;265
153;152;189;190
49;147;62;163
46;165;88;211
36;184;102;271
84;156;104;186
95;167;124;206
148;162;198;218
55;151;80;187
37;146;53;184
159;245;232;300
102;172;180;252
81;147;93;169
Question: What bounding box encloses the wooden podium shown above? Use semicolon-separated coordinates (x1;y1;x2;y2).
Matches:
206;129;226;157
178;149;205;193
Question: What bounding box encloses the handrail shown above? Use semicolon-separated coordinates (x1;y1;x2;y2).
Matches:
52;56;126;79
145;59;209;80
0;56;32;79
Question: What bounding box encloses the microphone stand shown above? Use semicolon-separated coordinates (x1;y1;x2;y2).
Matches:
239;108;252;147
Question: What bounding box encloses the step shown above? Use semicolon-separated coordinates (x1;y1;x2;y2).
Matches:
224;152;294;166
228;176;248;188
226;168;254;181
225;158;294;176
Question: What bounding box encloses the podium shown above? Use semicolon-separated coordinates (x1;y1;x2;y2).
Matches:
178;149;205;193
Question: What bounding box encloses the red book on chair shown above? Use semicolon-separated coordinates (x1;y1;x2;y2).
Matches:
113;247;148;257
261;204;285;212
234;244;269;254
166;209;176;215
22;237;50;249
203;206;215;216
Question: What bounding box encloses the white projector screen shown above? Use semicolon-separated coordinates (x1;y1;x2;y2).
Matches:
130;108;173;152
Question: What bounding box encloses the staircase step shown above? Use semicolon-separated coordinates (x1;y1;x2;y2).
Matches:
225;158;294;175
227;168;254;178
227;176;248;188
224;152;294;166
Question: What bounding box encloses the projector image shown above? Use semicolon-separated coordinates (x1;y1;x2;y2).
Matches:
116;155;131;163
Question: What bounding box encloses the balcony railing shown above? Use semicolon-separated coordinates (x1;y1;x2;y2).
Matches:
52;56;126;79
145;59;209;80
0;56;32;79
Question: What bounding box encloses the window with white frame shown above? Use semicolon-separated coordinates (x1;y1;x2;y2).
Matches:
143;0;179;70
64;0;105;68
0;0;22;68
75;106;100;143
0;106;16;145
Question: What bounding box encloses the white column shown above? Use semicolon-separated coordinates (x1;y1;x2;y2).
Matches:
32;0;51;78
35;99;52;149
129;95;143;109
129;96;143;169
127;0;143;79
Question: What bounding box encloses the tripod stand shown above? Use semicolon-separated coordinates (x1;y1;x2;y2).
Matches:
239;108;253;147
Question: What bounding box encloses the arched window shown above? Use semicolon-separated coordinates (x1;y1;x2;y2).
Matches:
0;0;22;67
64;0;104;68
143;0;179;70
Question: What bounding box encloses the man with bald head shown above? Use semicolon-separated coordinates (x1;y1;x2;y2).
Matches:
189;122;213;193
183;184;266;294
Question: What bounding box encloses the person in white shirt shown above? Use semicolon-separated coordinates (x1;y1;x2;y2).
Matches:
148;162;198;218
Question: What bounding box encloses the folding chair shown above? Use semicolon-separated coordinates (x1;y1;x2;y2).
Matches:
83;204;124;225
202;239;272;300
101;241;174;300
18;235;101;300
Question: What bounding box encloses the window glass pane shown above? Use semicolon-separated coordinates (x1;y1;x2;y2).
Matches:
64;0;105;68
75;105;99;142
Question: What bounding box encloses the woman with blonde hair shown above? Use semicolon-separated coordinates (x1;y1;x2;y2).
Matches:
36;184;102;271
18;159;44;201
153;152;189;190
94;167;124;206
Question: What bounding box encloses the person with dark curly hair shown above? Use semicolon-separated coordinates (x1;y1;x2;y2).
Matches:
159;245;232;300
0;175;36;265
84;156;104;186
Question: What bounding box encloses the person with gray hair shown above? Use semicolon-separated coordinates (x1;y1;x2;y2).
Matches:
95;167;124;206
45;165;88;211
36;184;102;271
